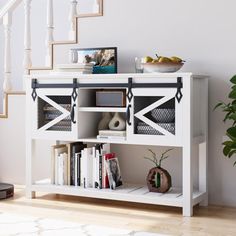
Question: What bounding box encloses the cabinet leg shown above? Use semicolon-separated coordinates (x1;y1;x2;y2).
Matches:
183;205;193;217
26;190;35;199
182;144;193;217
182;78;193;217
199;141;208;206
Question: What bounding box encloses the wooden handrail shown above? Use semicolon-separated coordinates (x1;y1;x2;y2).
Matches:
0;0;22;22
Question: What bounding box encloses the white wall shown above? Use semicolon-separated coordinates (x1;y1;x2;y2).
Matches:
1;0;236;206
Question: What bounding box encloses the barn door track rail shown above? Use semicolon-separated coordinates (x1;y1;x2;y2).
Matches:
31;77;183;103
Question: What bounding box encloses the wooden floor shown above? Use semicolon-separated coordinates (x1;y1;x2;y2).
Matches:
0;186;236;236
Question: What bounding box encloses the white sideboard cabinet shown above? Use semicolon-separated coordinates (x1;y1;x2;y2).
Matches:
25;72;208;217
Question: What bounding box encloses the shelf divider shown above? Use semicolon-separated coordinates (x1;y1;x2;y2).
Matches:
78;107;126;112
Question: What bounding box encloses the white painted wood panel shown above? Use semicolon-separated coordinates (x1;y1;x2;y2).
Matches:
31;182;205;207
25;73;208;216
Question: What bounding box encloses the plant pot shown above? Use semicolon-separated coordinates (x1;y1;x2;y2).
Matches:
146;167;172;193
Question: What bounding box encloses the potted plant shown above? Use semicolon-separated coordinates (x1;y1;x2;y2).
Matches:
144;148;172;193
215;75;236;166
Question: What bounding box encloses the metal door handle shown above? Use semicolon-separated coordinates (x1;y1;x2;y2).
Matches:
70;104;76;124
126;104;131;126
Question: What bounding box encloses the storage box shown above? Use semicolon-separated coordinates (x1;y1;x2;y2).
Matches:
96;90;126;107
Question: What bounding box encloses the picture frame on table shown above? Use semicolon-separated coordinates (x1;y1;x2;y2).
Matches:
105;157;122;189
70;47;117;74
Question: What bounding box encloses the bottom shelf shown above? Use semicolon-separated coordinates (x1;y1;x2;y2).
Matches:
30;182;205;207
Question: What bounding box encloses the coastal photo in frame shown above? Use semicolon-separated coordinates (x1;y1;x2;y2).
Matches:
72;47;117;74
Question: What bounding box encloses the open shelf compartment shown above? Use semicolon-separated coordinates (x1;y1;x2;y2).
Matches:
31;181;205;207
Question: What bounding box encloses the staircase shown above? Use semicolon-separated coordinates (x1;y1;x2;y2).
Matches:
0;0;103;183
0;0;103;118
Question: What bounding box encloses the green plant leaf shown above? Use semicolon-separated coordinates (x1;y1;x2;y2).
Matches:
228;149;236;158
223;112;232;122
213;102;223;111
222;141;234;146
230;75;236;84
144;156;158;166
227;127;236;139
223;146;231;156
234;161;236;166
229;90;236;99
229;113;236;120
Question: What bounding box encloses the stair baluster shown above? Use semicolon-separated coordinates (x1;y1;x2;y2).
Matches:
3;12;12;92
23;0;32;75
68;0;78;40
45;0;54;66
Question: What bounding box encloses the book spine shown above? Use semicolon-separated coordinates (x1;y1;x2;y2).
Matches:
75;153;78;186
99;153;102;189
80;150;85;188
94;149;100;189
55;153;58;185
92;147;96;188
58;154;63;185
87;148;93;188
70;146;75;186
51;147;55;184
63;153;68;185
77;153;81;186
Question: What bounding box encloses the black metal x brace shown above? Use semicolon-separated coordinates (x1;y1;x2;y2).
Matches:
71;78;78;102
175;77;183;103
31;79;37;101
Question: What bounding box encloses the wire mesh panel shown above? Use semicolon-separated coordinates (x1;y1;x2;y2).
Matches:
37;96;72;132
134;96;176;136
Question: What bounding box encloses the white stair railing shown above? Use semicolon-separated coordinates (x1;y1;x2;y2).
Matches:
0;0;23;92
68;0;78;40
23;0;32;75
3;12;12;92
45;0;54;66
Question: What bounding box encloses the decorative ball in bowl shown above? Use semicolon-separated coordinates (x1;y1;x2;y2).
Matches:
151;108;175;123
142;62;184;73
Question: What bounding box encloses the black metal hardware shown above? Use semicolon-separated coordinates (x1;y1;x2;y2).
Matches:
175;77;183;103
31;77;183;102
126;104;131;126
30;79;183;89
31;79;37;101
127;77;133;103
70;104;76;124
72;78;78;102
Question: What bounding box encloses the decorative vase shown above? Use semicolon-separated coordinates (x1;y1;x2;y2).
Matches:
98;112;112;130
69;49;78;63
108;112;126;131
146;167;172;193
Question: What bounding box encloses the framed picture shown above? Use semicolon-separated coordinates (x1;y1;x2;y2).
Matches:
105;157;122;189
71;47;117;74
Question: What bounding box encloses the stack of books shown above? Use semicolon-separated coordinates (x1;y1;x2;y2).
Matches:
97;130;126;140
54;63;94;74
51;142;123;190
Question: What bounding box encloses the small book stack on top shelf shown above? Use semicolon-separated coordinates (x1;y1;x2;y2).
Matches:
97;130;126;140
51;142;123;190
54;63;94;74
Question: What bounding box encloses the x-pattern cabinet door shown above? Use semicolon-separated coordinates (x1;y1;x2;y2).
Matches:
31;88;78;140
127;88;183;146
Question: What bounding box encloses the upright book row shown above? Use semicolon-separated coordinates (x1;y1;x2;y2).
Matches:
51;142;123;190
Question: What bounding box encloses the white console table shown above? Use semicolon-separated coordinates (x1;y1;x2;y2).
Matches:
25;72;208;217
